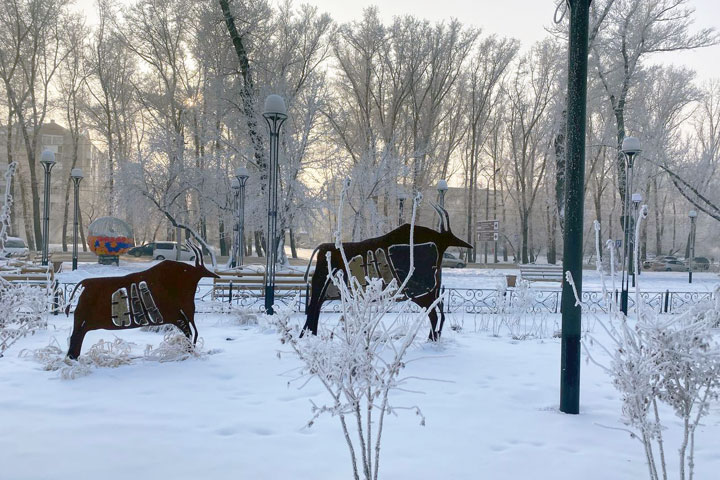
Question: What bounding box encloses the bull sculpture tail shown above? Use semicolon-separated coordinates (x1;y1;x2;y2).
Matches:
64;280;86;316
304;244;323;283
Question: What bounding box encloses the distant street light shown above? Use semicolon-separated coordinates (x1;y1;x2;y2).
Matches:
436;179;448;230
40;150;57;266
688;210;698;284
397;191;409;227
235;167;249;268
263;94;287;315
620;136;642;315
71;168;84;271
230;178;240;268
436;179;448;207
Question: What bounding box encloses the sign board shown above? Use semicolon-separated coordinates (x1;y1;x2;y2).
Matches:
478;231;499;242
477;220;499;232
615;239;622;249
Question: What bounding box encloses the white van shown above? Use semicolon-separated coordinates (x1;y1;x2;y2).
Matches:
2;237;29;258
152;242;196;262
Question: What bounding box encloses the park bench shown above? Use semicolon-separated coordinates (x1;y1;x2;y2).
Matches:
519;264;564;282
212;268;310;305
0;262;63;308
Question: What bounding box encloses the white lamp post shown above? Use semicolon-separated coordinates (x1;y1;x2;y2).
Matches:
620;136;641;315
40;150;57;266
71;168;84;271
263;94;287;315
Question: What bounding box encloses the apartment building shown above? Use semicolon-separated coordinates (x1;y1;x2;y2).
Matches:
0;120;106;248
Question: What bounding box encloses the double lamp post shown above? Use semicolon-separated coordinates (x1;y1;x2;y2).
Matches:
40;150;84;270
619;136;642;316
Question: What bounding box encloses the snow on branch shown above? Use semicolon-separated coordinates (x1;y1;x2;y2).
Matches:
274;178;437;480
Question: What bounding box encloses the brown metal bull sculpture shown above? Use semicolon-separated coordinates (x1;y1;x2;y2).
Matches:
65;241;218;359
302;204;471;340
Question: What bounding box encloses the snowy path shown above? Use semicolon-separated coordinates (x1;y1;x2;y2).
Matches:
2;313;719;479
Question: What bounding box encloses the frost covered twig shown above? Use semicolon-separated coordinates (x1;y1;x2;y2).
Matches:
274;179;436;480
583;217;720;480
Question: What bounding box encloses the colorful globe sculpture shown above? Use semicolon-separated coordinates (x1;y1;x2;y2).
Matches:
87;217;134;256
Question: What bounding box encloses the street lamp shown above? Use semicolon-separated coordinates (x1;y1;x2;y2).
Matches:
40;150;57;266
230;178;240;268
436;179;448;208
263;94;287;315
397;191;409;227
688;210;697;284
436;179;448;230
630;192;642;285
620;136;641;315
235;167;249;268
71;168;83;271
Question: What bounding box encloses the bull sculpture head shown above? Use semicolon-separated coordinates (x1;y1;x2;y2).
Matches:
302;203;471;340
65;239;218;359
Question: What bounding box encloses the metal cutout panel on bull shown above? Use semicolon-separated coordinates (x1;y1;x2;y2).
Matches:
387;242;438;298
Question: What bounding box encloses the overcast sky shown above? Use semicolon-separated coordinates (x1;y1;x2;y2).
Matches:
75;0;720;81
290;0;720;82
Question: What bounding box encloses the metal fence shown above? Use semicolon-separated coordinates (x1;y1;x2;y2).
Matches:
56;282;714;316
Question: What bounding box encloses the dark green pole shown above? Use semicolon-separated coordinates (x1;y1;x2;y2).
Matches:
560;0;591;415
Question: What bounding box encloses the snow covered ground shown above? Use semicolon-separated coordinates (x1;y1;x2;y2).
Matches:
2;309;719;480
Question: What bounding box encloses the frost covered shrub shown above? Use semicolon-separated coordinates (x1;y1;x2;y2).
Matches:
583;216;720;480
586;306;720;480
275;182;434;480
0;280;48;356
21;337;134;379
494;279;551;339
21;332;206;379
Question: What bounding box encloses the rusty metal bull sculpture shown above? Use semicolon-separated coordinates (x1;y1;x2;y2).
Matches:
302;204;471;340
65;241;218;359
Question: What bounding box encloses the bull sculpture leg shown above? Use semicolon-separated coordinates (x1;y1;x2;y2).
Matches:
177;310;194;341
412;292;446;341
67;319;87;360
302;249;331;336
179;303;199;345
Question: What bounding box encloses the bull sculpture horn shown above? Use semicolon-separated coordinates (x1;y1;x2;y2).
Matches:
431;202;449;233
185;239;202;267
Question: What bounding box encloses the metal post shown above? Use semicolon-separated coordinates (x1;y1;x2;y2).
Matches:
40;150;57;266
619;138;641;315
71;169;83;271
237;169;249;267
630;193;642;286
263;95;287;315
230;179;240;268
398;197;405;227
560;0;591;415
688;210;697;283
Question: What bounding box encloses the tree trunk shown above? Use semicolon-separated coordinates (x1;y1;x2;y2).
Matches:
254;230;264;257
520;212;529;264
219;218;228;256
289;228;298;259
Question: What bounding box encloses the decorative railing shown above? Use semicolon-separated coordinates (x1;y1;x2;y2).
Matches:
55;282;716;316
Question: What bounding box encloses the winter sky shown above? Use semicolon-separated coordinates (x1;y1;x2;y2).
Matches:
75;0;720;81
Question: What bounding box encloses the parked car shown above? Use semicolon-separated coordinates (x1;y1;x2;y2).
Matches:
687;256;710;271
127;242;157;257
1;236;29;258
152;242;196;262
649;259;688;272
441;251;466;268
